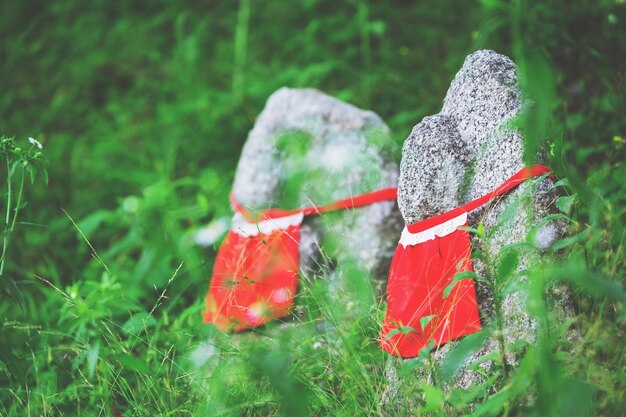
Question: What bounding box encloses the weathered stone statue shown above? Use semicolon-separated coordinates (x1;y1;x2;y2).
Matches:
231;87;402;304
382;50;572;409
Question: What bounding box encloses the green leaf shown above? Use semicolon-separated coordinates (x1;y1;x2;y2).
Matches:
496;249;519;285
439;330;490;383
476;223;485;239
26;164;35;184
443;271;481;298
471;249;486;261
118;354;151;375
548;265;626;303
551;228;590;251
417;339;436;361
555;195;576;214
122;312;157;336
550;178;570;190
87;341;99;378
422;384;445;413
399;356;427;377
558;377;593;417
77;210;111;237
458;225;479;234
9;160;20;177
383;325;419;341
419;315;437;331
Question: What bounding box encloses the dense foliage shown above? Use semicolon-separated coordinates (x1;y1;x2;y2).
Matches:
1;0;624;415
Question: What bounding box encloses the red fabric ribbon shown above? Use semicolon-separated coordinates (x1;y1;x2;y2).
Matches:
380;165;552;358
205;187;398;331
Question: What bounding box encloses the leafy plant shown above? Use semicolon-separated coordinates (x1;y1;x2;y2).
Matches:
0;135;47;310
1;1;625;415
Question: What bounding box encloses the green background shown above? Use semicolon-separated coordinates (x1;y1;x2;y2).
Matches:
1;1;624;416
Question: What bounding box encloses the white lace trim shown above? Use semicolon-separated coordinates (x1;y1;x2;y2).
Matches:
231;212;304;237
399;212;468;247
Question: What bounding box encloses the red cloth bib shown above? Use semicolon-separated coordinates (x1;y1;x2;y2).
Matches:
203;212;303;331
380;165;552;358
204;188;398;331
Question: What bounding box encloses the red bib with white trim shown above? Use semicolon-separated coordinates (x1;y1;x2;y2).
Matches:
203;212;303;331
204;188;398;331
380;165;552;358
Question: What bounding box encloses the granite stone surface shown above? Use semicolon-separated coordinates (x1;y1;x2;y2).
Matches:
232;87;402;292
385;50;571;403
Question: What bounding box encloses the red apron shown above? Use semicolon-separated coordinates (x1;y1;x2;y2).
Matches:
380;165;552;358
204;188;398;331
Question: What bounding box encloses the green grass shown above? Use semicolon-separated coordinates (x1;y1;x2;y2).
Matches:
1;0;625;416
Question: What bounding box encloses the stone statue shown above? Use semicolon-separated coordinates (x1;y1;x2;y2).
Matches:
382;50;573;410
231;87;402;307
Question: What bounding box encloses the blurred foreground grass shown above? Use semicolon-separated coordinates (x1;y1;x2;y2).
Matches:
0;0;625;415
